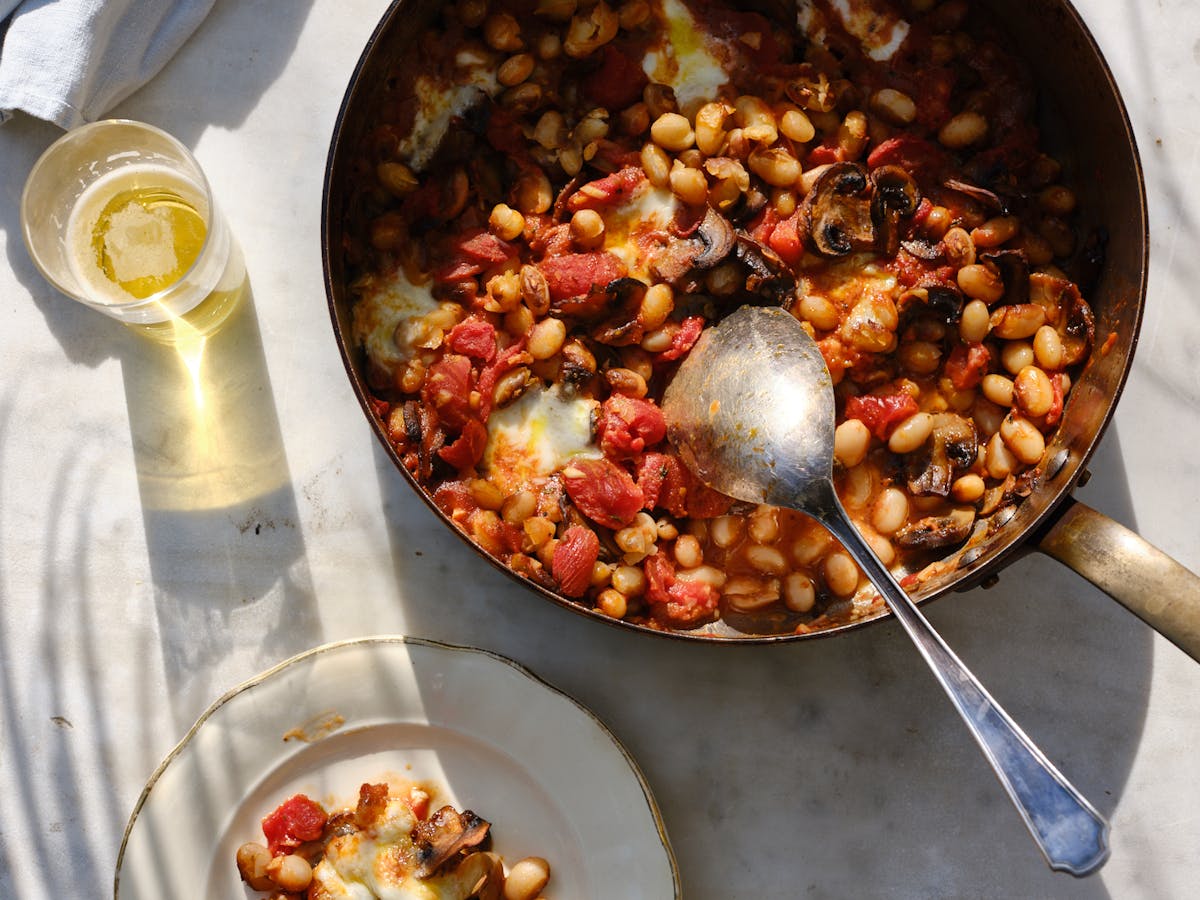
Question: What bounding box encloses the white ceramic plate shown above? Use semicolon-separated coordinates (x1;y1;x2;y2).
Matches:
114;636;679;898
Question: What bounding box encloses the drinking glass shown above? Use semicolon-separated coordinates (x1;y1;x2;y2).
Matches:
21;119;245;343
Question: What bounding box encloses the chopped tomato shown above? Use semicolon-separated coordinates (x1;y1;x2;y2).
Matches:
485;108;527;157
539;252;628;302
422;354;476;431
432;480;476;519
551;525;601;598
654;316;705;363
433;257;484;283
583;138;641;172
262;794;327;856
685;478;733;519
438;418;487;469
459;231;515;265
844;391;920;441
911;67;957;131
562;458;643;529
747;206;779;245
1030;373;1065;429
866;135;948;185
566;167;646;213
805;136;844;167
767;208;805;267
636;452;689;517
944;343;991;390
643;551;719;628
446;316;497;362
597;395;667;458
582;45;648;111
476;339;530;422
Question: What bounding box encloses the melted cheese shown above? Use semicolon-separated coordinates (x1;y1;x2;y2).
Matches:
482;385;600;494
603;183;680;279
797;0;910;62
805;253;899;305
643;0;730;115
352;268;441;372
398;56;499;171
310;798;485;900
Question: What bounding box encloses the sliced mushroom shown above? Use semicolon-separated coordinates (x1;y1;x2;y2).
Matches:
801;162;877;257
553;276;642;321
1028;271;1095;365
724;185;769;224
734;234;798;308
559;337;599;390
896;507;976;551
906;413;978;497
900;237;943;261
871;165;922;257
591;278;648;346
943;178;1009;215
413;806;492;879
896;283;965;325
649;207;737;284
980;249;1030;307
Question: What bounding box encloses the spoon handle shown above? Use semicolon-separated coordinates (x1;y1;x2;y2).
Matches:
816;489;1109;876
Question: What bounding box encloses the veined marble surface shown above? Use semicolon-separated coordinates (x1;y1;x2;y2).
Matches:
1;1;1197;897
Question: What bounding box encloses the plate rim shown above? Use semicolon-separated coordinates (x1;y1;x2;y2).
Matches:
112;634;681;899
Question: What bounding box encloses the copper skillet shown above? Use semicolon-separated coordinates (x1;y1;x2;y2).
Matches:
322;0;1200;657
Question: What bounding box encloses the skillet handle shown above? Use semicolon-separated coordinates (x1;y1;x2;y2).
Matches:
1037;497;1200;663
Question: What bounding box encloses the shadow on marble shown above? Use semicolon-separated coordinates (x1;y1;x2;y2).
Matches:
0;392;129;894
364;419;1151;898
0;0;316;365
117;285;322;727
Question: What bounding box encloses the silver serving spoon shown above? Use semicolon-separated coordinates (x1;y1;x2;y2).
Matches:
661;304;1109;876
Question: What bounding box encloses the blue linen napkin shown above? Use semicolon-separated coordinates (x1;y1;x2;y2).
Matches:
0;0;214;128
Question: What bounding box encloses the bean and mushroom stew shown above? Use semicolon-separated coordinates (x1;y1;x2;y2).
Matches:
237;782;551;898
345;0;1099;634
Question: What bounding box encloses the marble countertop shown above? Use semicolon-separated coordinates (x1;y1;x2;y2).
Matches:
1;1;1198;897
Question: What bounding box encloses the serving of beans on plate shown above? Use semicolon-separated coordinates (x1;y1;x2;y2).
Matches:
343;0;1099;635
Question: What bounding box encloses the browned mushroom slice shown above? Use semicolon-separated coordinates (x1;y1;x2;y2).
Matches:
871;165;922;256
896;283;964;325
413;806;492;879
980;249;1030;307
906;413;978;497
1028;271;1096;365
801;162;876;257
943;178;1009;215
590;278;648;346
896;507;976;551
734;234;798;308
724;184;769;224
553;276;642;321
649;207;737;283
900;237;943;261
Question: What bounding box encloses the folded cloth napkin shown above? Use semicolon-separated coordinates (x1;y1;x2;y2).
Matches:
0;0;214;129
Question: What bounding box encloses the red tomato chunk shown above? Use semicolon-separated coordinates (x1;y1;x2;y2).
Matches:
552;526;601;598
562;458;643;530
261;794;327;855
597;395;667;458
843;392;920;442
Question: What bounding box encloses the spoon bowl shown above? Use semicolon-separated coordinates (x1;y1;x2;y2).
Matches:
662;305;1109;876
